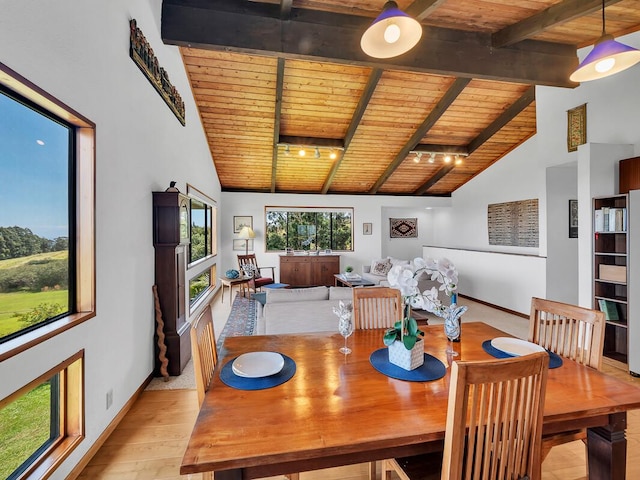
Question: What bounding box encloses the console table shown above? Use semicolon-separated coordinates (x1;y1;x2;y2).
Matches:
279;254;340;287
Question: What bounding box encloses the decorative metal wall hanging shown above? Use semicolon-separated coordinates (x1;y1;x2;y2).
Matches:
567;103;586;152
390;218;417;238
487;199;539;247
129;19;186;126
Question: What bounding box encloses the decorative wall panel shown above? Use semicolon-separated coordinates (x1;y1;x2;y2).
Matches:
488;199;539;247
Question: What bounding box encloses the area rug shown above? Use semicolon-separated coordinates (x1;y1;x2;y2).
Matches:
216;292;256;351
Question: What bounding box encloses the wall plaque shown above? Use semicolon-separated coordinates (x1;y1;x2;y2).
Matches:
130;19;186;126
488;199;539;247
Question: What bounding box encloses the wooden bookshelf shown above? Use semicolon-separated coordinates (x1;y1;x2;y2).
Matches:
593;194;629;366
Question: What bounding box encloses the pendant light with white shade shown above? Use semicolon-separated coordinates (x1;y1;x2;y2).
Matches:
570;0;640;82
361;1;422;59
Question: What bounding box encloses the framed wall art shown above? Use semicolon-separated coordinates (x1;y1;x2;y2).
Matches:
487;199;539;247
567;103;586;152
233;216;252;233
569;199;578;238
363;223;372;235
390;218;417;238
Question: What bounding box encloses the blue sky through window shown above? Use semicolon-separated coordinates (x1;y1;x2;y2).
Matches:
0;92;69;240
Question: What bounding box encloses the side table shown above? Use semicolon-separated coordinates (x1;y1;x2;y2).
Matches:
219;276;250;303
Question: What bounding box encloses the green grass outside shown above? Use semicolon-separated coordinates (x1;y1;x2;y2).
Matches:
0;290;69;338
0;382;52;479
0;250;67;269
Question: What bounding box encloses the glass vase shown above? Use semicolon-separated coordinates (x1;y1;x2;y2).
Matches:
443;293;467;342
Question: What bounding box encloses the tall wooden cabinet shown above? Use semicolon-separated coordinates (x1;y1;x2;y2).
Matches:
592;193;638;375
279;254;340;287
153;191;191;376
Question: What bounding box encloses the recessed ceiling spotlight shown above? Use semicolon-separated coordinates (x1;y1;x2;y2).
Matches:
298;148;306;157
36;139;45;146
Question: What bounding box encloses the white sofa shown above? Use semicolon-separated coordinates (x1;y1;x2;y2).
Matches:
257;286;354;335
361;257;437;293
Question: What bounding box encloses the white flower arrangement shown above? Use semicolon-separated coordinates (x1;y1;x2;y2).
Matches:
386;257;460;317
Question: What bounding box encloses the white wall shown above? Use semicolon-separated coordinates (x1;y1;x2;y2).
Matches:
220;192;451;279
0;2;220;478
545;163;578;303
429;31;640;308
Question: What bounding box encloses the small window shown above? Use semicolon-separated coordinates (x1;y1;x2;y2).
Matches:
0;351;84;479
187;185;217;265
189;267;213;306
265;207;353;252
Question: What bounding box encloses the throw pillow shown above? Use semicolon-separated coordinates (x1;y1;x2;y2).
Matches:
371;258;392;276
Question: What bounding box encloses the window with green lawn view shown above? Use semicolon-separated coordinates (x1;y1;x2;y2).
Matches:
0;86;74;344
0;376;59;479
265;207;353;252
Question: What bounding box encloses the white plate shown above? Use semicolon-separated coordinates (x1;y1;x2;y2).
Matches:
232;352;284;378
490;337;545;356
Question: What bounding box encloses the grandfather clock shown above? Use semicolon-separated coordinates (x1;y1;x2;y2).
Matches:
153;190;191;376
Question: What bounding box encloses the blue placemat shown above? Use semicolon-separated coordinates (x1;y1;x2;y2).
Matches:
482;340;563;369
370;348;447;382
220;353;296;390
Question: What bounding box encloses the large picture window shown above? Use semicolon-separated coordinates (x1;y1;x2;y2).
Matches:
188;185;217;265
265;207;353;252
0;86;74;343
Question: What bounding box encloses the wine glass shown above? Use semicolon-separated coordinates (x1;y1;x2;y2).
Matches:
338;314;354;354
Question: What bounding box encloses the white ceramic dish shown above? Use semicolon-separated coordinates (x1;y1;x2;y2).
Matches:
232;352;285;378
490;337;545;356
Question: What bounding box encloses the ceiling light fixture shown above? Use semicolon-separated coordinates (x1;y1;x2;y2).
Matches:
277;143;345;160
410;150;468;165
570;0;640;82
360;1;422;59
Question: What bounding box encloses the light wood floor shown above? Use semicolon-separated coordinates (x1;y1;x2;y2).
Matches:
78;294;640;480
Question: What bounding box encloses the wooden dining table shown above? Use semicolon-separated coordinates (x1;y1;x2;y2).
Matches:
180;322;640;480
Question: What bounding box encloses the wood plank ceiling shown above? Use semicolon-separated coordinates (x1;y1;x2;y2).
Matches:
162;0;640;196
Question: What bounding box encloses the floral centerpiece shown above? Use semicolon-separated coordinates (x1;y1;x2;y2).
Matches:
386;257;467;346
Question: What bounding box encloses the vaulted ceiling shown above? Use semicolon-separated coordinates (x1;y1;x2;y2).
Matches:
161;0;640;196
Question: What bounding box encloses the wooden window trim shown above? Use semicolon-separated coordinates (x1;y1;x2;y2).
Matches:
0;350;85;480
0;62;96;362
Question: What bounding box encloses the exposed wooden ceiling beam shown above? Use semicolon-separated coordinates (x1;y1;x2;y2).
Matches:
270;57;285;193
278;136;344;148
369;77;470;194
467;86;535;154
280;0;293;20
414;164;455;195
322;68;382;194
405;0;448;21
162;0;578;87
492;0;624;48
413;144;469;155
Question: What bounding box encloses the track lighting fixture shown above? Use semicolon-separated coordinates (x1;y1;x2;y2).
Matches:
277;143;345;160
409;150;467;165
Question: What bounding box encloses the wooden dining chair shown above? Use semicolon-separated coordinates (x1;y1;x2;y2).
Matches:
189;303;300;480
353;286;403;480
528;296;605;462
190;303;218;408
352;286;403;329
237;254;275;293
384;352;549;480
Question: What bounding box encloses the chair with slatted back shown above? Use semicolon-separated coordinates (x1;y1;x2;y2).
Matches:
189;303;300;480
383;352;549;480
237;254;275;293
352;286;403;330
528;296;605;462
188;304;218;480
353;286;403;480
